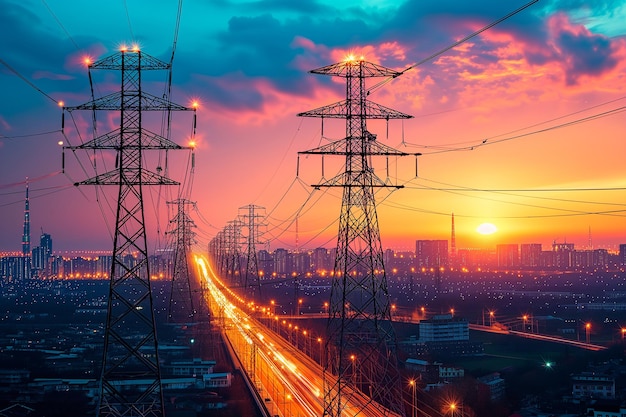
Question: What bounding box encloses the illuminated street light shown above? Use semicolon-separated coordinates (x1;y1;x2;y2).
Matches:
317;337;323;366
585;322;591;344
350;354;357;385
408;379;417;417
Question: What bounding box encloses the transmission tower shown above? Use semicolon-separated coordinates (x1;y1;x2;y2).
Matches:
224;220;243;284
298;56;413;417
167;198;197;323
64;48;194;417
239;204;266;301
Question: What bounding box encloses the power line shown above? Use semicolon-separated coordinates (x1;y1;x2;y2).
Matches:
406;104;626;154
42;0;81;50
369;0;540;94
0;129;62;139
0;58;60;104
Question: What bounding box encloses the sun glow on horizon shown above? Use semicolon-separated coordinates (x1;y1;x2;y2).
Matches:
476;223;498;235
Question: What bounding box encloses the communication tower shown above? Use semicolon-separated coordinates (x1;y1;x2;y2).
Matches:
22;179;31;256
64;48;194;417
298;56;413;417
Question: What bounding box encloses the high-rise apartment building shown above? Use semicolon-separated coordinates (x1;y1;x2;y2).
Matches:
415;240;448;268
520;244;542;268
496;244;519;268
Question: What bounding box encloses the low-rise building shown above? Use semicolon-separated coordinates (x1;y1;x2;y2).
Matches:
572;373;615;400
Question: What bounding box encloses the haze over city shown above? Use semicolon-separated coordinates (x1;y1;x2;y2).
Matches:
1;0;625;253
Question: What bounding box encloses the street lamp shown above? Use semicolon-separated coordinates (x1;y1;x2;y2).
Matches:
489;310;494;327
585;322;591;344
350;354;356;385
408;379;417;417
522;315;528;332
317;337;323;366
621;328;626;341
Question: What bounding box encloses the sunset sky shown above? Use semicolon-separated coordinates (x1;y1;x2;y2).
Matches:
1;0;625;253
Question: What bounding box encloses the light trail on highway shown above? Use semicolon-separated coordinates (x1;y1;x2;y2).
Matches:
195;254;400;417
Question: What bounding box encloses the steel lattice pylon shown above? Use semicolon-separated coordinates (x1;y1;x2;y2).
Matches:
65;50;193;417
298;57;413;417
167;198;197;323
239;204;266;301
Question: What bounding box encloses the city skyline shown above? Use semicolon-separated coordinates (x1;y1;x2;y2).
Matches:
1;1;626;253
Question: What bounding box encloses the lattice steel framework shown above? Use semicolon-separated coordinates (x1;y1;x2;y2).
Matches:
65;50;193;417
224;219;243;284
167;198;197;323
239;204;266;301
298;57;412;417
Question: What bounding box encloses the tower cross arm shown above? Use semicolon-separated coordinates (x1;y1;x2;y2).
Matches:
297;100;412;120
76;169;180;186
310;171;404;189
89;51;170;71
299;136;411;156
65;91;192;111
310;60;404;78
66;128;190;150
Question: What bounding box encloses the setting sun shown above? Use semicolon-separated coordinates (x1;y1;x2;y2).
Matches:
476;223;498;235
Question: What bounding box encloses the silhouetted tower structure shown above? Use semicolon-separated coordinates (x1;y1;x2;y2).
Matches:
239;204;265;300
229;220;244;283
298;56;413;417
64;48;194;417
22;179;31;256
167;198;197;323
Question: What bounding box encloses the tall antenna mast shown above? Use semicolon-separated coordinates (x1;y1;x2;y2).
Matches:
298;55;413;417
22;178;31;257
64;47;194;417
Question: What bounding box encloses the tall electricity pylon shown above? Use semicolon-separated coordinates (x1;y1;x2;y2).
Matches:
65;49;194;417
239;204;266;301
225;219;243;284
298;56;413;417
167;198;197;323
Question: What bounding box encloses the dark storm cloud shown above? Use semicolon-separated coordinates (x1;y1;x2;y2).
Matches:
181;10;377;111
556;28;618;85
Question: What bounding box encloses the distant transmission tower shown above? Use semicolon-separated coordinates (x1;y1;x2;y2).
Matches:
64;48;194;417
167;198;197;323
239;204;266;301
225;219;243;284
298;56;413;417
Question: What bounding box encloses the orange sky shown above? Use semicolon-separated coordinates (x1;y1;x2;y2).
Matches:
1;1;625;252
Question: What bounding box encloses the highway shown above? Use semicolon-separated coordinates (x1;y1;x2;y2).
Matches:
468;323;607;351
195;255;401;417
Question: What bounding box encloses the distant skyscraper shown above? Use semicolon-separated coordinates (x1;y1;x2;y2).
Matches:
496;244;519;268
619;244;626;266
520;243;542;268
416;240;448;268
22;180;31;256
